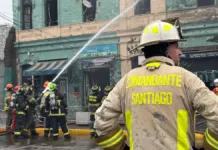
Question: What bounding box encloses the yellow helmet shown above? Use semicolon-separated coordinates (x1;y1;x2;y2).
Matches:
136;20;185;50
92;85;99;92
104;86;112;93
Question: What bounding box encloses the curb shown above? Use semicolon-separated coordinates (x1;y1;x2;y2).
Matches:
0;128;204;147
0;127;204;137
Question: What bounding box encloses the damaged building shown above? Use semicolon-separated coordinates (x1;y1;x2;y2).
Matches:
13;0;218;115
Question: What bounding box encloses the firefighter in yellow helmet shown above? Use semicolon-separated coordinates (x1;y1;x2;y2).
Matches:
101;86;112;104
88;85;102;138
4;83;13;132
94;19;218;150
14;86;30;139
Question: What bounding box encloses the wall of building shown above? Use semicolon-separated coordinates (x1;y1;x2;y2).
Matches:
58;0;83;25
32;0;45;29
166;0;218;12
13;0;22;30
180;21;218;49
13;0;121;30
166;0;197;11
0;61;4;104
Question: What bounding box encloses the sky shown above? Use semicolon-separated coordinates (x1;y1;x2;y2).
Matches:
0;0;13;25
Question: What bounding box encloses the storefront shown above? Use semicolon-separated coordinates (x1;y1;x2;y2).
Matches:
71;44;121;106
22;59;69;100
15;32;121;115
181;50;218;90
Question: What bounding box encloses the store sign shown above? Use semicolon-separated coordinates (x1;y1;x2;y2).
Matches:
182;51;218;59
80;44;117;58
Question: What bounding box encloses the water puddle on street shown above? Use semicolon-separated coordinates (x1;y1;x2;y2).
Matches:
0;135;101;150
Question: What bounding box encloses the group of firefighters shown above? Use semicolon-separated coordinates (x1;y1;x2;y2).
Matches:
88;85;112;138
3;79;112;140
3;80;71;140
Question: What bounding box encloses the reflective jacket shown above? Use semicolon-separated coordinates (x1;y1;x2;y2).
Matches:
94;56;218;150
45;91;68;116
4;91;13;111
40;90;50;114
14;94;29;115
88;92;102;107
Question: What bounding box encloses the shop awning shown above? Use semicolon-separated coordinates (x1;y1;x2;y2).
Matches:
23;60;67;76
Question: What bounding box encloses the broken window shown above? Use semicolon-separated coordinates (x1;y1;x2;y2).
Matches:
135;0;150;15
82;0;97;22
198;0;214;7
45;0;58;26
22;0;32;30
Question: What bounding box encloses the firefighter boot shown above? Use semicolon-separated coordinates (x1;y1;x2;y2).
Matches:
6;127;11;133
53;136;58;141
22;132;30;139
15;135;25;139
44;130;49;138
31;130;39;136
64;134;71;140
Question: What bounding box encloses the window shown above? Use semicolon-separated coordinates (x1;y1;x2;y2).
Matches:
45;0;58;26
82;0;97;22
198;0;214;7
22;0;32;30
135;0;150;15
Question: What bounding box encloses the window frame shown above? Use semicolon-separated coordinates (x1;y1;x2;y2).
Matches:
22;0;32;30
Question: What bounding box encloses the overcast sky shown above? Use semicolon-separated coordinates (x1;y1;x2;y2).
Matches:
0;0;13;25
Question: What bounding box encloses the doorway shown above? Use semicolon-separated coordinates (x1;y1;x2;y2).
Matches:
83;67;110;105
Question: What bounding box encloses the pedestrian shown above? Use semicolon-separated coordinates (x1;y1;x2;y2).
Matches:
94;20;218;150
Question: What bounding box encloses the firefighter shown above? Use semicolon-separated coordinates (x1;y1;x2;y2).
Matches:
14;87;29;139
94;20;218;150
45;82;71;140
10;85;20;132
22;85;39;137
4;83;13;132
40;81;53;138
88;85;102;138
212;78;218;95
101;86;112;104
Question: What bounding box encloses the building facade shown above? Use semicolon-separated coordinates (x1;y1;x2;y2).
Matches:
0;25;16;105
13;0;218;112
